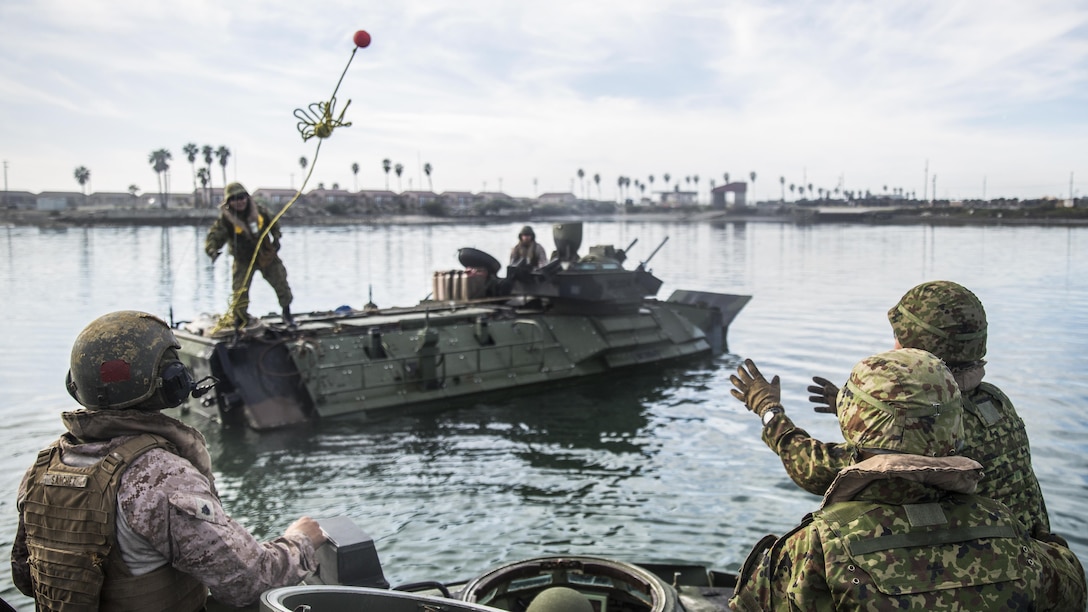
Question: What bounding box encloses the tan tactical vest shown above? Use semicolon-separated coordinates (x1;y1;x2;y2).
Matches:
21;433;208;612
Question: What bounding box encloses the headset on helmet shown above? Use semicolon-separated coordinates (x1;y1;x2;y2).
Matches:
65;311;196;411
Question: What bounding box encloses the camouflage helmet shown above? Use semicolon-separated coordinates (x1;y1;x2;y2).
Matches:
837;348;963;457
66;311;190;411
888;281;987;366
222;181;249;205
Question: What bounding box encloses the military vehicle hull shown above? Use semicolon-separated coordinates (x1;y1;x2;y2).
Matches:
174;291;747;430
258;556;735;612
173;224;749;431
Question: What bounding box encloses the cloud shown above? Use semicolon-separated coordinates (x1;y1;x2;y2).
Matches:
1;0;1085;199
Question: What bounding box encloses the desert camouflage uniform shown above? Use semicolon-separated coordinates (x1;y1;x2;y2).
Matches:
12;409;318;609
205;199;292;319
729;454;1086;611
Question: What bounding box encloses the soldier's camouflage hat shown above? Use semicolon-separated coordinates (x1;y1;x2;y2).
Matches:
837;348;963;457
887;280;987;366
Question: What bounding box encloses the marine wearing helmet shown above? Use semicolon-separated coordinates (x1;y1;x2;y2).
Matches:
12;310;327;611
66;310;193;412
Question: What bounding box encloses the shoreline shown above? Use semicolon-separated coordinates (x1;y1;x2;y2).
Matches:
3;207;1088;228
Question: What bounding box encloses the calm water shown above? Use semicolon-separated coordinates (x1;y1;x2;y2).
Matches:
1;219;1086;609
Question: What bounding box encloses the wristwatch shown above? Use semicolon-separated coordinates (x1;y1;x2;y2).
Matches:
761;407;783;426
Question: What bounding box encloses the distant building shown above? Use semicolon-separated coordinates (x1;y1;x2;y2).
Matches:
538;192;576;205
36;191;80;211
90;192;141;209
2;190;38;210
400;190;439;209
711;182;747;209
440;191;478;214
660;190;698;207
359;189;398;209
253;188;299;208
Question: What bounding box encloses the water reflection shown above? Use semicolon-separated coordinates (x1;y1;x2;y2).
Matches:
2;222;1087;605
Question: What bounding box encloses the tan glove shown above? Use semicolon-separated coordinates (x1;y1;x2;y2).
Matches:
807;376;840;414
730;359;782;417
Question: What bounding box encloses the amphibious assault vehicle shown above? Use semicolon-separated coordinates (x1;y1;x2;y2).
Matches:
173;222;749;431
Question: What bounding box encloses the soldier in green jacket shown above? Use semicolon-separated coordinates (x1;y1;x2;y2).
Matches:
761;281;1050;537
205;182;294;326
729;348;1086;610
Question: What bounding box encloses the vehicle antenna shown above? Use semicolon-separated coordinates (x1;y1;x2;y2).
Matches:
640;236;669;268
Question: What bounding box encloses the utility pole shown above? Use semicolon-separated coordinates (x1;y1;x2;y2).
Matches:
2;160;7;208
982;175;986;201
932;174;937;202
923;159;929;202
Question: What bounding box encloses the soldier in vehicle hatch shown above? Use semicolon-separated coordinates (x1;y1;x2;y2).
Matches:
11;310;326;610
509;225;549;269
728;348;1085;610
758;280;1051;538
205;181;294;326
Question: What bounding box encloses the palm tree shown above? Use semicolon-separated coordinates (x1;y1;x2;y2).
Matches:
616;176;624;203
128;184;140;196
148;149;172;209
382;159;392;189
723;172;730;185
648;175;655;192
299;156;308;173
183;143;199;200
202;145;214;205
196;168;210;206
73;166;90;206
577;168;585;198
593;173;601;199
663;173;671;191
351;162;360;191
779;176;786;201
423;162;433;191
215;146;231;186
394;163;404;191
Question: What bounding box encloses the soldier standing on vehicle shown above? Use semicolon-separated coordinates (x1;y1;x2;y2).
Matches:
205;182;294;326
10;311;326;610
728;349;1086;610
760;280;1051;537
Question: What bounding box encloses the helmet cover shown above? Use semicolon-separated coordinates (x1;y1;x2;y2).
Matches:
888;281;987;366
837;348;963;457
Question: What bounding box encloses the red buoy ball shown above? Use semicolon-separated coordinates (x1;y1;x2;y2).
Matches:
353;30;371;48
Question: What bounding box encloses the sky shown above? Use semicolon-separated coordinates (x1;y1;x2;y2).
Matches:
1;0;1086;202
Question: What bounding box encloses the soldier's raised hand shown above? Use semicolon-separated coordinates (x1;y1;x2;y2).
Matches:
730;359;781;417
808;376;840;414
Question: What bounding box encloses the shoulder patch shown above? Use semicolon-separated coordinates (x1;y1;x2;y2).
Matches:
169;491;229;526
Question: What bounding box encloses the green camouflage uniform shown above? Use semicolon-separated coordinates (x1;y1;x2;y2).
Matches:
729;456;1086;611
204;187;292;320
762;281;1050;536
732;349;1086;611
